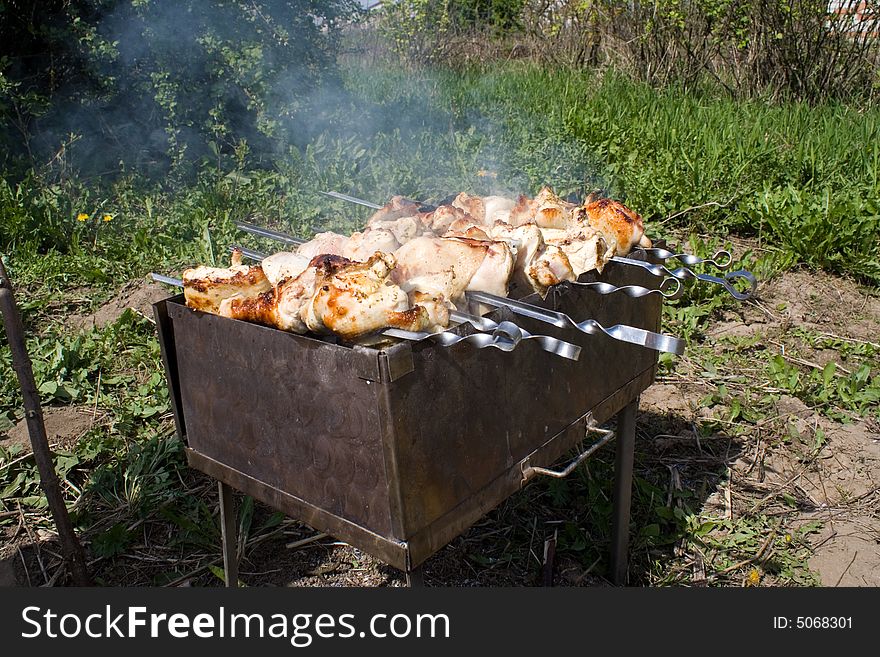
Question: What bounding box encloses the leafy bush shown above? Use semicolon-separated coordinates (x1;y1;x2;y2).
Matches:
0;0;362;177
377;0;527;65
377;0;880;102
595;0;880;102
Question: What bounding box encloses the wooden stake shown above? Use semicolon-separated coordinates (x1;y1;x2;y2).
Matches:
0;256;91;585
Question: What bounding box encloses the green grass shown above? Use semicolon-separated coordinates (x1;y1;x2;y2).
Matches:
343;64;880;283
1;62;879;586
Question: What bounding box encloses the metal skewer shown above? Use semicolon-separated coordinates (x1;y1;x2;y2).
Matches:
383;321;581;359
319;190;437;213
609;256;757;301
466;290;686;355
227;246;582;361
232;226;681;354
233;245;267;262
319;191;382;210
634;248;733;270
151;273;185;288
236;221;303;246
446;312;581;361
567;277;683;300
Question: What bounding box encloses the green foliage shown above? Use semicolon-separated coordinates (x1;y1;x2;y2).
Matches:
766;355;880;418
378;1;880;102
0;0;362;176
378;0;527;64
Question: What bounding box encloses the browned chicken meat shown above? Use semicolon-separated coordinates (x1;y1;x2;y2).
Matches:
450;192;515;226
537;225;614;276
181;185;650;341
182;249;271;313
342;228;400;261
302;252;432;339
508;186;577;229
580;198;651;255
295;231;349;259
220;263;317;334
419;204;473;235
488;223;576;296
365;195;421;224
220;252;434;338
260;251;310;286
364;214;427;244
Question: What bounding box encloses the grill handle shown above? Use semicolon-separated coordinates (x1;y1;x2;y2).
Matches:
522;426;616;481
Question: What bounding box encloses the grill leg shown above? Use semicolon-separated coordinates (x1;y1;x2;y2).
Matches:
218;481;239;588
405;565;424;587
610;398;638;586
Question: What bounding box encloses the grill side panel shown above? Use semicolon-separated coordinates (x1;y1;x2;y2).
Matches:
384;261;661;542
166;303;395;537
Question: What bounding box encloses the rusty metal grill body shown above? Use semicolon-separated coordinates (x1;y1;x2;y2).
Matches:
154;260;661;574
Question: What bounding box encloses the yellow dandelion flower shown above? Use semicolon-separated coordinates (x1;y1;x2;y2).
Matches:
76;213;89;222
102;214;113;222
784;534;792;543
746;568;761;586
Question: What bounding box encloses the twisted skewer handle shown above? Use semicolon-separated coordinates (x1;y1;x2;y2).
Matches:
449;312;581;361
384;320;580;360
467;291;686;355
611;256;757;301
636;248;733;270
567;276;684;300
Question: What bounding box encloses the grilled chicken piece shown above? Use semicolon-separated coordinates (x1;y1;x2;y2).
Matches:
506;187;648;256
343;228;401;261
508;186;577;229
295;231;349;259
443;219;576;296
489;223;576;296
365;195;421;225
392;236;514;305
364;214;427;244
483;195;516;225
420;204;473;236
539;225;615;276
220;264;318;334
365;196;431;245
302;252;431;339
261;251;310;286
580;198;651;255
409;290;451;332
444;218;492;241
451;192;486;224
182;249;271;313
450;192;515;226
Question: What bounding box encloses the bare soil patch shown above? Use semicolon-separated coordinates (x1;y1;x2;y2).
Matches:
69;278;167;330
710;268;880;344
1;405;95;453
702;266;880;587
